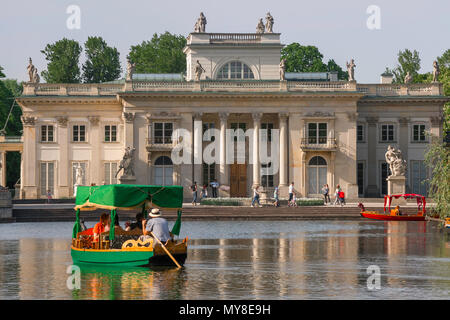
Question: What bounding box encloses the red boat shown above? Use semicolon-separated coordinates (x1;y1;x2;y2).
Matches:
358;194;426;221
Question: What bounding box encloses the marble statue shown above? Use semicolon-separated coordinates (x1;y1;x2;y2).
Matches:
432;60;440;82
385;145;407;177
75;164;84;185
346;59;356;81
404;71;412;84
279;59;286;80
195;12;207;33
265;12;274;33
126;57;136;81
27;58;40;83
194;60;205;81
115;146;136;177
256;18;265;33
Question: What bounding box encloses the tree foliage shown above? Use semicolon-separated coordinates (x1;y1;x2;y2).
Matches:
128;32;187;74
41;38;82;83
82;36;122;83
392;49;421;83
281;43;348;80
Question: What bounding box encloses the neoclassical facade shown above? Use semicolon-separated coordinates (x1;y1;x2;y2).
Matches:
15;30;447;200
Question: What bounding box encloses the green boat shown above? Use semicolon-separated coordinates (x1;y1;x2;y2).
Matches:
71;184;187;267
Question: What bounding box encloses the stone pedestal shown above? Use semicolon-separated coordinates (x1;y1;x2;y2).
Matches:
119;175;136;185
387;175;406;205
0;189;13;220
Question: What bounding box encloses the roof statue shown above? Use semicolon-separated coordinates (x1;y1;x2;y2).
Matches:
265;12;274;33
126;57;136;81
280;59;286;80
194;12;207;33
346;58;356;81
194;60;205;81
432;60;440;82
256;18;265;33
27;58;40;83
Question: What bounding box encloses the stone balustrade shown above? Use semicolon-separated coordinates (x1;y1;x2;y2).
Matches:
21;81;443;96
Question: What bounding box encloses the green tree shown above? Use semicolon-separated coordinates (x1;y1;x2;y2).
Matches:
281;43;347;80
0;66;5;78
82;36;122;83
424;134;450;218
41;38;82;83
392;49;421;83
128;32;187;74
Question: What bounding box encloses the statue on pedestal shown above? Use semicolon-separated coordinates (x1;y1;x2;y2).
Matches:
256;18;265;33
346;59;356;81
279;59;286;80
194;12;207;33
265;12;274;33
115;146;136;178
126;57;136;81
385;145;407;177
27;58;40;83
194;60;205;81
432;60;440;82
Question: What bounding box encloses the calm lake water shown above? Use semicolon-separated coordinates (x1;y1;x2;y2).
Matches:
0;220;449;300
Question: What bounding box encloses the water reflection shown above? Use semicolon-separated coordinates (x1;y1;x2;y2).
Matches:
0;221;449;300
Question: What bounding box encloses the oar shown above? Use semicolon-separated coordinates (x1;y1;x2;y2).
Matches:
151;232;182;269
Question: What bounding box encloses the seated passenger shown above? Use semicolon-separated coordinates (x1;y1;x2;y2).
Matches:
141;208;173;244
111;213;124;232
390;205;401;216
125;212;144;231
93;213;110;241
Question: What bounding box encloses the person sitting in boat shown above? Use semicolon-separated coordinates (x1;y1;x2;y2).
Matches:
93;213;110;242
141;208;173;245
391;205;402;216
125;212;144;231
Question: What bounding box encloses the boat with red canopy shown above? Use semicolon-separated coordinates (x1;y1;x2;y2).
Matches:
358;194;426;221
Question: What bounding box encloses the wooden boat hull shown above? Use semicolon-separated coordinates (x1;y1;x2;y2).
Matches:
361;212;426;221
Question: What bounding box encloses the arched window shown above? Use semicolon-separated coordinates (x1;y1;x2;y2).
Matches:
154;156;173;186
308;156;327;195
216;61;255;79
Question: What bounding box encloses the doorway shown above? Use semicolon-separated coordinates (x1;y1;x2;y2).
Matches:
230;164;247;197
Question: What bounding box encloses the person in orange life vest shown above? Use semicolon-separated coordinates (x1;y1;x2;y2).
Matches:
93;213;110;242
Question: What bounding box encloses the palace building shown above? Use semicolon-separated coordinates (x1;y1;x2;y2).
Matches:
13;23;448;200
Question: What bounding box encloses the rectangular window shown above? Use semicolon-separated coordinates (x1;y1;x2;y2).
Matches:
73;125;86;142
202;163;216;185
153;122;173;144
411;160;428;196
357;162;364;196
40;162;54;196
104;162;118;185
41;125;54;142
308;123;327;144
261;163;274;188
203;122;215;141
230;123;246;142
412;124;426;142
261;123;274;142
380;124;395;142
357;124;364;142
104;125;117;142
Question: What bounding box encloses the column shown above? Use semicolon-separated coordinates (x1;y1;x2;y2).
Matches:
193;112;203;185
278;113;288;186
0;151;6;187
56;116;69;197
122;112;135;148
21;116;37;198
366;116;379;197
219;112;228;187
88;116;100;186
252;113;262;188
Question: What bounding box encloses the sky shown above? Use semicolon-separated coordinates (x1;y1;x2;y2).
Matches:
1;0;449;83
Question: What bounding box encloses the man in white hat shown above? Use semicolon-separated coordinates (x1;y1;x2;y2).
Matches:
142;208;172;243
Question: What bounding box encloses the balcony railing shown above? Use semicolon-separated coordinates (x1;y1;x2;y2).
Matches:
21;81;443;96
145;137;174;151
300;138;337;151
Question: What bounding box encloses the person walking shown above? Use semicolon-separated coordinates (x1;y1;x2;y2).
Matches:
191;182;198;206
273;186;279;207
251;186;261;207
46;189;52;204
322;184;331;205
210;179;218;198
334;184;341;205
288;182;294;206
201;184;208;200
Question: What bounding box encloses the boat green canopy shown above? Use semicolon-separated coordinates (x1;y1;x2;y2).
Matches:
74;184;183;211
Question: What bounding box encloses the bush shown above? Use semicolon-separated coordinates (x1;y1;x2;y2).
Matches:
200;197;250;206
